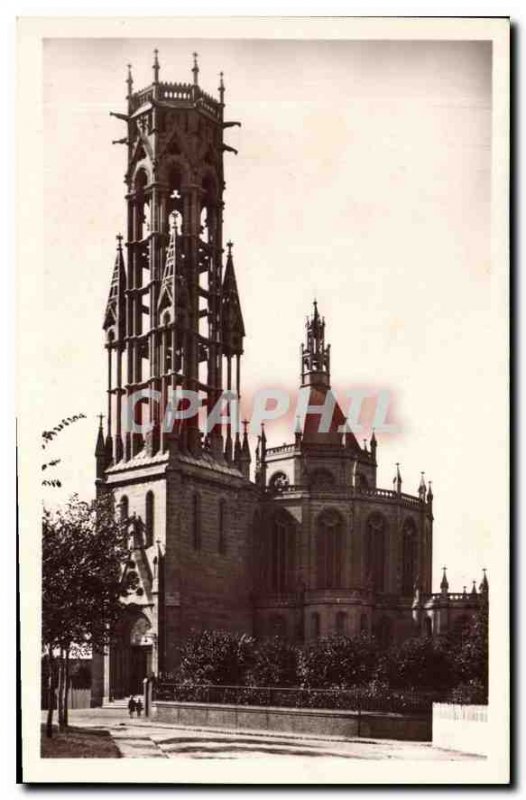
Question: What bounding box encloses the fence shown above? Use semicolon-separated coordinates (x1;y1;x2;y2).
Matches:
41;686;91;710
153;681;441;714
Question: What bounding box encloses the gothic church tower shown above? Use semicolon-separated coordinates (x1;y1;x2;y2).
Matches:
93;53;256;703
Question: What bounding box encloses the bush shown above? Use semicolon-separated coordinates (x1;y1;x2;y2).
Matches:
298;634;381;690
169;630;256;687
448;679;487;705
245;636;298;688
154;625;487;709
379;636;455;691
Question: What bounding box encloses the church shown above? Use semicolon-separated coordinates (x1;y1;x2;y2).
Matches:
91;53;487;704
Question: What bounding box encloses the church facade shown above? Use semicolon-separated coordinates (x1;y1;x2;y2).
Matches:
91;54;487;704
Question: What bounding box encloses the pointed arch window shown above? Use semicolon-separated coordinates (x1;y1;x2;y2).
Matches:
268;511;295;593
145;491;154;548
192;493;201;551
401;518;417;596
311;612;321;640
316;509;343;589
365;514;386;592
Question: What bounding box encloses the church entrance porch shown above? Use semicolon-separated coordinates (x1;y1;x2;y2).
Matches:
109;607;154;699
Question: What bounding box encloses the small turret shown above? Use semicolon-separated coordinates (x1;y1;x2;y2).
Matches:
224;426;233;465
394;463;402;495
192;51;199;86
95;415;109;480
240;419;251;480
301;300;331;388
470;580;478;598
479;568;489;595
370;429;377;462
234;431;242;469
418;472;426;502
294;415;302;447
427;480;433;509
218;71;225;106
126;63;133;102
153;48;160;84
440;566;449;595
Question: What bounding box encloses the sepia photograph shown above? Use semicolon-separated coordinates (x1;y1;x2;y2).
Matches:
17;15;509;784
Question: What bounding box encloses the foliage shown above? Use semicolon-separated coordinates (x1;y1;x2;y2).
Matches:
378;636;455;691
298;634;381;689
448;679;487;705
42;492;136;734
171;630;256;687
42;493;136;651
155;620;487;711
447;605;488;699
245;636;298;688
41;414;86;487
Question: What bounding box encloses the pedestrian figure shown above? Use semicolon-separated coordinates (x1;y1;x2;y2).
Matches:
136;697;143;718
128;696;136;718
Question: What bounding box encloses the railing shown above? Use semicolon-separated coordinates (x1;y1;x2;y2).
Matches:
430;592;483;603
153;681;440;714
130;82;222;120
267;444;297;456
266;483;424;507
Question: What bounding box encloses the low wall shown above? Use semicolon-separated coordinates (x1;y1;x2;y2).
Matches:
433;703;488;756
152;701;431;741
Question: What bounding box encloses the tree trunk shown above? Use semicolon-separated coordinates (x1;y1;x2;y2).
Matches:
57;650;65;730
63;650;70;728
45;647;55;738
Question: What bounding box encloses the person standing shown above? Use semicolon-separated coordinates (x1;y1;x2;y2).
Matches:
128;696;136;718
135;697;143;718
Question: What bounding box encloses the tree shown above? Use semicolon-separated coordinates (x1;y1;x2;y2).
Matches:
41;414;86;487
42;493;136;736
448;604;488;701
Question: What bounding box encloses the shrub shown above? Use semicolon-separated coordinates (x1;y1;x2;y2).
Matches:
171;630;256;687
298;634;381;689
378;636;455;691
448;679;487;705
245;636;298;688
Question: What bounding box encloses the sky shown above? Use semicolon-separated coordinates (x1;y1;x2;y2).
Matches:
40;37;498;592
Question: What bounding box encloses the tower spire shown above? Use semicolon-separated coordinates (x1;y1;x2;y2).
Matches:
219;71;225;105
440;566;449;594
153;49;160;84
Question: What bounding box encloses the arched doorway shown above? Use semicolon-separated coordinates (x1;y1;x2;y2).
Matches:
109;607;153;699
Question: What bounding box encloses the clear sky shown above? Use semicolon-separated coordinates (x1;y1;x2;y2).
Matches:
41;37;496;592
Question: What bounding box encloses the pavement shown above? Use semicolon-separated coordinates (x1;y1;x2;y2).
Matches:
43;706;485;762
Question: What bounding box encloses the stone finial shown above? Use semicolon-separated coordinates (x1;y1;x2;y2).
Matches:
153;49;160;83
394;462;402;494
192;52;199;86
126;64;133;97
